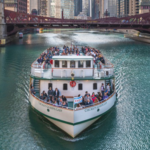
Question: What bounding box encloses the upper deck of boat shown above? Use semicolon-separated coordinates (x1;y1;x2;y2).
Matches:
31;46;114;80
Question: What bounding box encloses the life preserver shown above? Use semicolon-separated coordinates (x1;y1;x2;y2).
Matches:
50;59;53;64
70;81;76;87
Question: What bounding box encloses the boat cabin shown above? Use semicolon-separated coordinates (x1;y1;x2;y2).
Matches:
52;56;93;78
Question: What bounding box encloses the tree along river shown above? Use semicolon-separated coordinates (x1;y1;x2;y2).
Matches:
0;29;150;150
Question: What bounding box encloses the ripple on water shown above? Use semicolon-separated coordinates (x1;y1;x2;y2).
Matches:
1;31;150;150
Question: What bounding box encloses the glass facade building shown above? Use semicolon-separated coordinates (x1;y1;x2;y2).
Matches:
108;0;117;17
95;0;100;19
82;0;89;16
74;0;82;16
61;0;74;19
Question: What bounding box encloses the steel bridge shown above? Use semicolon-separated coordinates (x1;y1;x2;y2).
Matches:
4;9;150;35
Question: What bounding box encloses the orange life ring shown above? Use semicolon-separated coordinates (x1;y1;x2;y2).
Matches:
70;81;76;87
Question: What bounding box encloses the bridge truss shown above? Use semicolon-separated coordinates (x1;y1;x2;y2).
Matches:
4;9;150;35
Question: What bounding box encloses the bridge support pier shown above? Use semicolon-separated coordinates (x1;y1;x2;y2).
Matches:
0;2;7;46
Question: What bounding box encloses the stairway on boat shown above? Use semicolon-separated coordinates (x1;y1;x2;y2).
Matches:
34;79;40;97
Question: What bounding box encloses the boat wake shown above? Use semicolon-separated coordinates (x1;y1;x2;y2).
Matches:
59;135;89;142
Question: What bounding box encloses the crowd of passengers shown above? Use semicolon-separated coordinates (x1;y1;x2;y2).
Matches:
31;83;111;109
36;46;105;67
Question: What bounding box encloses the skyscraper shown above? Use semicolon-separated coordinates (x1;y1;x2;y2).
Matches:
49;0;61;18
129;0;139;15
29;0;39;15
117;0;129;17
108;0;117;17
95;0;100;19
4;0;27;13
61;0;74;19
99;0;104;18
74;0;82;16
90;0;96;19
99;0;117;18
39;0;48;16
82;0;89;16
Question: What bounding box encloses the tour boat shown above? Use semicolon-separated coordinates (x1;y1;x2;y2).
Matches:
29;46;116;138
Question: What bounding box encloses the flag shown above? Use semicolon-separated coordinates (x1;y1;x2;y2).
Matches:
74;96;82;105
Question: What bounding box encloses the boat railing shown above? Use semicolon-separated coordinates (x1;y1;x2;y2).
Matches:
30;66;114;79
74;91;116;111
31;92;74;110
30;90;116;111
94;66;114;79
31;66;52;79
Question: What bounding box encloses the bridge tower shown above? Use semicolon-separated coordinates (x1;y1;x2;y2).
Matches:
0;0;7;46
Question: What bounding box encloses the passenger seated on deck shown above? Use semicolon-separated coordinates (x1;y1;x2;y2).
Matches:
43;91;47;99
84;91;89;97
85;99;93;106
103;93;109;100
37;57;43;64
31;87;36;95
84;94;92;102
43;97;47;102
40;93;44;100
91;92;97;103
47;99;50;103
62;101;68;107
76;104;82;110
55;97;59;105
59;98;63;106
51;96;55;103
62;95;67;102
96;92;103;101
53;100;58;106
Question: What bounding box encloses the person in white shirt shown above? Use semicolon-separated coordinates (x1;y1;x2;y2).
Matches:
107;83;110;96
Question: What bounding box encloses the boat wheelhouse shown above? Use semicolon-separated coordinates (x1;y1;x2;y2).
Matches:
29;46;116;138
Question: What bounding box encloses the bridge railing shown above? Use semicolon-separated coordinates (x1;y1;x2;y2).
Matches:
4;9;150;25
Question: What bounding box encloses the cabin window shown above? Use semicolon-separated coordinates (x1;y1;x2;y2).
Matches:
106;71;109;76
70;61;75;68
63;83;68;90
78;61;83;68
48;83;53;89
78;83;83;90
86;60;91;68
55;60;59;68
62;61;67;68
93;83;97;90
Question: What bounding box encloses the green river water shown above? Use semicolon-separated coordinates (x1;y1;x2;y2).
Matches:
0;29;150;150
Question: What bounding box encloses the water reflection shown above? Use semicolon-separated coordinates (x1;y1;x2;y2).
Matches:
0;30;150;150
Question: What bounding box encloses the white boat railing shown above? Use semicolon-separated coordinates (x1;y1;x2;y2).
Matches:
31;92;74;110
30;91;116;111
31;66;114;79
31;67;52;79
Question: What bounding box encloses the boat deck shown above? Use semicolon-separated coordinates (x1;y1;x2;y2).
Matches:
31;46;114;80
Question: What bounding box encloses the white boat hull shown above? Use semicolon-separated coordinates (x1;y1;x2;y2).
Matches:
45;116;100;137
29;92;116;138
